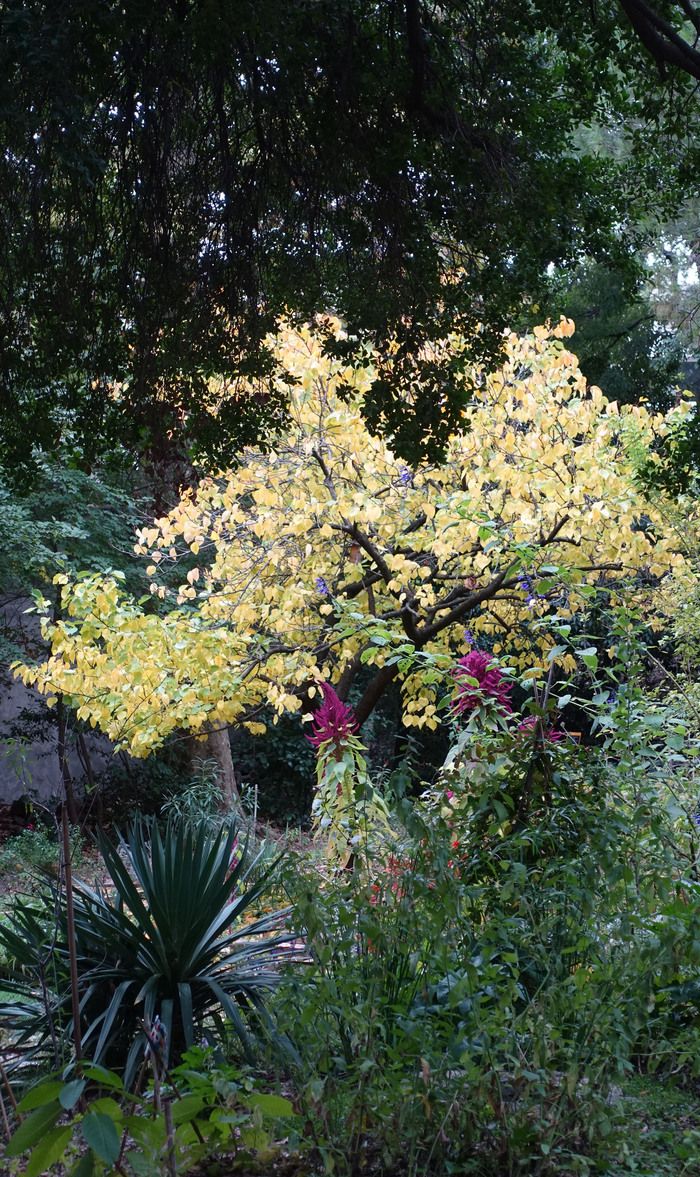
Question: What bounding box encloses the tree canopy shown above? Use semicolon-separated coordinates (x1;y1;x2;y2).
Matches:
1;0;697;471
15;321;688;755
532;261;683;413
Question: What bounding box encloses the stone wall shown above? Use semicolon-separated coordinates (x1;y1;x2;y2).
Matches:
0;595;113;807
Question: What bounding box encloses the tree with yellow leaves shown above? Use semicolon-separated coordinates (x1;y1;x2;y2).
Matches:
15;320;688;762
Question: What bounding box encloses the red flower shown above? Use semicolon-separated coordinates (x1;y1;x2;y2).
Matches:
452;650;512;715
517;716;565;743
306;683;358;749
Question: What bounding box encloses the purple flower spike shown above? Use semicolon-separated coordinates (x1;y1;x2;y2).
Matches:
452;650;513;716
315;576;330;596
306;683;359;749
399;466;413;486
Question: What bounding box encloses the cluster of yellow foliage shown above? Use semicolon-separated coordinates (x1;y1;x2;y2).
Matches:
15;320;688;755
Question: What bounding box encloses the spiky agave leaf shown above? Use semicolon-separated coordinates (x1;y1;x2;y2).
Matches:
0;817;301;1086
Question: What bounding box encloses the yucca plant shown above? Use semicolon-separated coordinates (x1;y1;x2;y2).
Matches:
0;817;300;1086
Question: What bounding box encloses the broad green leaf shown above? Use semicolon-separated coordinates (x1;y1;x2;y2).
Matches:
89;1096;124;1121
171;1094;207;1125
580;646;598;670
59;1079;87;1110
6;1101;62;1155
238;1125;271;1149
81;1064;125;1091
81;1112;121;1164
245;1092;295;1118
25;1125;73;1177
17;1080;64;1111
69;1153;96;1177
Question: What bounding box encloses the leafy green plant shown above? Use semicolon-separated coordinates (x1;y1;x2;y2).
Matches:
270;629;700;1175
0;817;301;1086
95;747;193;823
3;1049;300;1177
160;760;225;832
0;824;83;880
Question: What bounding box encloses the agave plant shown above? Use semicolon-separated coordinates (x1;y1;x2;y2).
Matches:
0;817;300;1086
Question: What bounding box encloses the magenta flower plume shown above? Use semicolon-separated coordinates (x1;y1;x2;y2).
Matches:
306;683;359;749
452;650;513;715
517;716;565;743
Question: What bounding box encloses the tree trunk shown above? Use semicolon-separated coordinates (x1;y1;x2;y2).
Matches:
191;726;243;816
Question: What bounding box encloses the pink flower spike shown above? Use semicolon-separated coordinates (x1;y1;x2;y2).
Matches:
452;650;513;716
306;683;358;749
517;715;565;743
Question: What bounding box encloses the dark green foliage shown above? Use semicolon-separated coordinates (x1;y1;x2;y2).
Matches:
532;261;683;411
0;823;83;879
0;0;696;466
0;817;299;1086
95;745;194;824
637;406;700;495
278;803;637;1174
270;656;700;1174
0;455;143;596
232;713;316;825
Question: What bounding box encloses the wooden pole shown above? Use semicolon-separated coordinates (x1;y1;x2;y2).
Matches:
60;803;82;1063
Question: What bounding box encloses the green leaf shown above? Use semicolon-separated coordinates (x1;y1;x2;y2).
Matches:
17;1080;64;1111
171;1094;207;1125
666;732;685;750
580;646;598;671
492;799;509;824
239;1125;271;1149
25;1125;73;1177
123;1113;167;1157
89;1096;124;1121
245;1092;295;1118
6;1101;62;1155
126;1150;158;1177
81;1112;121;1164
81;1064;125;1091
69;1153;96;1177
59;1079;86;1111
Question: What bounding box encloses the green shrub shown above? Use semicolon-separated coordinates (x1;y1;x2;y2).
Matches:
0;816;301;1086
276;816;634;1175
160;760;225;832
0;823;83;879
272;669;700;1175
3;1047;301;1176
